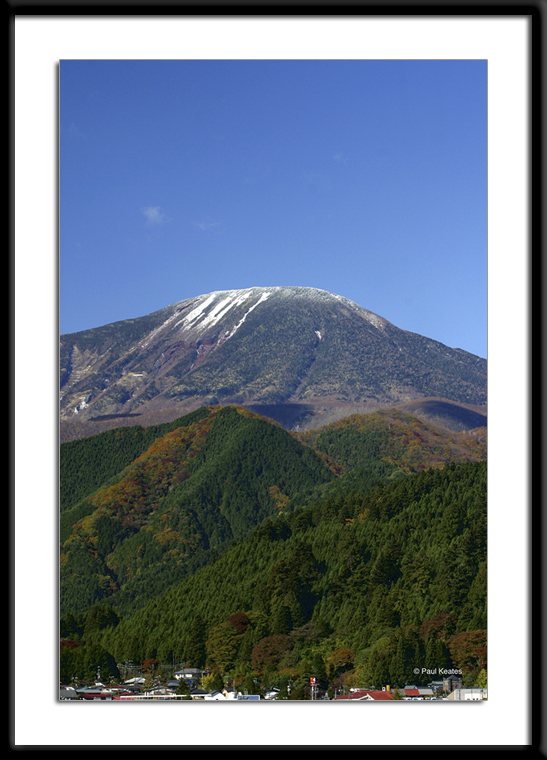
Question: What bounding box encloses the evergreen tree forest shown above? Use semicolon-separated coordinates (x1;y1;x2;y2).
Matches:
60;405;487;695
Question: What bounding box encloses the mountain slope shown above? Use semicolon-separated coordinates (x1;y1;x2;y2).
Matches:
92;459;486;690
60;287;486;439
296;406;487;475
59;405;336;617
60;403;486;620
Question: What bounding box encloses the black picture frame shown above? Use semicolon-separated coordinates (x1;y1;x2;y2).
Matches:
10;6;538;751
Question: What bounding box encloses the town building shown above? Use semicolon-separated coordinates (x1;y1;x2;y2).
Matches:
447;688;487;701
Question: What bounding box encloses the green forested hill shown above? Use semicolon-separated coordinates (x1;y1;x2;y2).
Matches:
60;406;211;514
60;405;336;618
288;406;486;508
63;460;486;693
296;406;486;474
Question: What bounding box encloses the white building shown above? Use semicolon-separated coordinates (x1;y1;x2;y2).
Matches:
203;690;227;700
447;688;487;701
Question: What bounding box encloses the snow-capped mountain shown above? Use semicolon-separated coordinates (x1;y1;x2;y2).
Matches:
60;286;486;439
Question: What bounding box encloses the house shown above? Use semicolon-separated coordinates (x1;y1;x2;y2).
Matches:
189;687;210;700
427;680;445;692
174;668;204;686
443;674;463;692
59;686;77;700
402;688;422;700
365;690;395;701
124;676;145;687
333;690;394;701
119;683;142;695
145;686;176;697
333;690;367;700
447;688;487;701
78;688;115;701
203;690;227;700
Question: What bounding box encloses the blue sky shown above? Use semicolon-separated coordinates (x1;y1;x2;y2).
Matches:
60;58;487;358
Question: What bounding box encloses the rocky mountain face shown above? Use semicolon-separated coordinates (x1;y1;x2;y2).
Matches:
60;286;486;440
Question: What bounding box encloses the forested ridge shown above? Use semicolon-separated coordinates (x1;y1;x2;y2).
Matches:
60;405;336;618
60;406;211;514
60;405;487;694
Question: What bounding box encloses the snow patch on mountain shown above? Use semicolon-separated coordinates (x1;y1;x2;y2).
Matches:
74;395;91;415
228;291;271;339
198;295;238;328
363;312;386;330
182;293;217;327
140;309;186;349
199;291;255;330
172;286;386;342
175;288;274;340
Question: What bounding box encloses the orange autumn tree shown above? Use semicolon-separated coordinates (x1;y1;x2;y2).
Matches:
326;647;356;679
447;630;487;684
251;634;292;674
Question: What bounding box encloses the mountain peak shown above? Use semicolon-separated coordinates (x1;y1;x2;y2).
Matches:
166;286;387;342
60;286;486;439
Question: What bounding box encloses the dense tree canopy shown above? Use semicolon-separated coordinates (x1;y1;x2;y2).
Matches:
59;405;487;693
90;460;487;690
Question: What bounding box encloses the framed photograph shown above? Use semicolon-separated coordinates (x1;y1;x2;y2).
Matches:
13;9;534;749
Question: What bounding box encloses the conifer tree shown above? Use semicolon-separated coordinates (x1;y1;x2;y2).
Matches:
185;613;207;669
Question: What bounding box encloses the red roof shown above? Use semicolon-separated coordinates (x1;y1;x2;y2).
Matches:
334;690;394;701
334;690;369;700
367;691;395;700
404;689;421;697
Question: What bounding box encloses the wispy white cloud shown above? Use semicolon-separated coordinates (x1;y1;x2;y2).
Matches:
192;221;220;231
333;152;348;164
142;206;168;225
